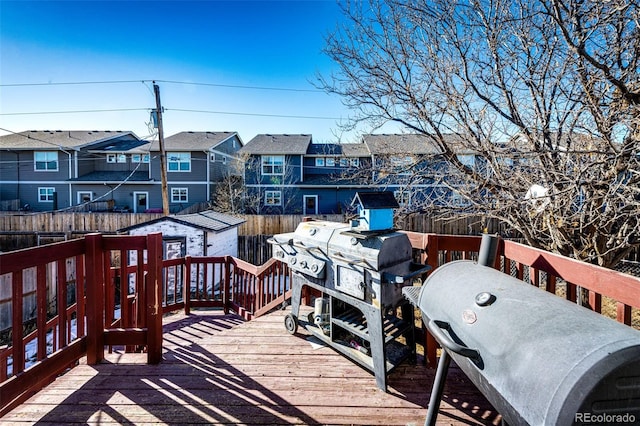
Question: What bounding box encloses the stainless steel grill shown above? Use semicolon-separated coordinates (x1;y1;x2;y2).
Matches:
270;193;430;391
406;235;640;425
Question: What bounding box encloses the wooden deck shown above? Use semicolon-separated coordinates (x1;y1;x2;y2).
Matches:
1;308;500;425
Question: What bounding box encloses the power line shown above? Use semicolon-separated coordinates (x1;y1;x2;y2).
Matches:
0;78;324;93
168;108;341;120
0;108;150;116
155;79;322;93
0;80;145;87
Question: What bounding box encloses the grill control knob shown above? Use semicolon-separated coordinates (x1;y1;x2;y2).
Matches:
475;292;496;306
311;264;319;273
300;260;308;268
290;257;297;265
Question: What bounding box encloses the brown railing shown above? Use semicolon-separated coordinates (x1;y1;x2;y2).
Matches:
0;233;165;416
2;231;639;416
405;232;640;365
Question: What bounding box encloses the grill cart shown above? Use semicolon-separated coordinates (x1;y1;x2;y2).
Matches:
269;192;430;391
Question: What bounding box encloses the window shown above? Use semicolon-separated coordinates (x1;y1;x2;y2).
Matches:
325;157;335;167
168;152;191;171
315;157;325;167
117;153;127;163
222;156;227;165
340;158;348;167
394;190;411;206
350;158;359;167
38;187;55;202
209;153;216;162
391;156;413;174
457;154;475;168
171;188;188;203
265;190;282;206
106;154;117;163
34;151;58;171
78;191;92;204
261;155;284;175
131;154;150;163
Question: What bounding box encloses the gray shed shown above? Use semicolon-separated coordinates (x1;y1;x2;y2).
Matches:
121;210;245;259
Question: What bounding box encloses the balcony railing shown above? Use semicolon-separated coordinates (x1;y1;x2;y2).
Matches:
1;231;639;416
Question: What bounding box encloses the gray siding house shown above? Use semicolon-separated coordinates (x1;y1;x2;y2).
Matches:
0;130;243;212
239;133;474;214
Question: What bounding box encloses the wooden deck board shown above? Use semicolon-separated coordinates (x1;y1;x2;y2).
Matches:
1;308;501;425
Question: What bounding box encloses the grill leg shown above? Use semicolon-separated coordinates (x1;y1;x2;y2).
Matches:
363;306;387;392
424;349;451;426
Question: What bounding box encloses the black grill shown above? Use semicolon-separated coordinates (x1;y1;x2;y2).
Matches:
270;217;430;391
406;235;640;425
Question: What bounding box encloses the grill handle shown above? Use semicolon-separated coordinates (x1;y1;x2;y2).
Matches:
292;240;322;252
427;320;480;360
383;263;431;284
330;252;371;267
266;237;293;246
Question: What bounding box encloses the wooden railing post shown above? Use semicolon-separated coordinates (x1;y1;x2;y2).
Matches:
423;233;439;368
146;233;163;364
425;233;439;273
11;270;24;375
85;233;105;365
184;256;192;315
224;257;231;314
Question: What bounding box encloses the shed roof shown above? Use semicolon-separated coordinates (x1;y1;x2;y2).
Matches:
239;134;312;155
352;191;399;209
120;210;245;233
0;130;135;150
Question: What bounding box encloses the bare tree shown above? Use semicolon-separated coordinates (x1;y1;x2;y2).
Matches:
319;0;640;268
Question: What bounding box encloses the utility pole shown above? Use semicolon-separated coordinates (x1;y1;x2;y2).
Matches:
153;82;170;216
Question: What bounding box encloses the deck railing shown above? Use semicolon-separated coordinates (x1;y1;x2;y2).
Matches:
405;232;640;365
2;231;639;416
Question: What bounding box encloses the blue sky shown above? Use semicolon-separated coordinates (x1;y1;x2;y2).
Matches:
0;0;362;143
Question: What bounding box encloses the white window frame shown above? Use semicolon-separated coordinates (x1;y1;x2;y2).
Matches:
457;154;476;168
77;191;93;204
265;190;282;206
38;187;55;202
325;157;335;167
117;153;127;163
209;153;216;162
131;153;149;163
171;187;189;203
261;155;284;175
315;157;325;167
391;156;413;174
106;153;117;163
168;152;191;172
350;158;359;167
34;151;58;171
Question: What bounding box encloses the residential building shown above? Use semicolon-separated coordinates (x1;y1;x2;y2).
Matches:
0;130;243;212
238;133;474;214
238;134;372;214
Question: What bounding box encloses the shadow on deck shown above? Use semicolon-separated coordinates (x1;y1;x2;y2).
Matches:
1;309;501;425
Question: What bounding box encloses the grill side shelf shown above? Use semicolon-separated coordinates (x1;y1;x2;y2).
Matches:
305;323;412;374
331;309;412;344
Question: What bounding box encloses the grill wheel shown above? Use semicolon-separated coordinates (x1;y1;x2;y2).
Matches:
284;314;298;334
